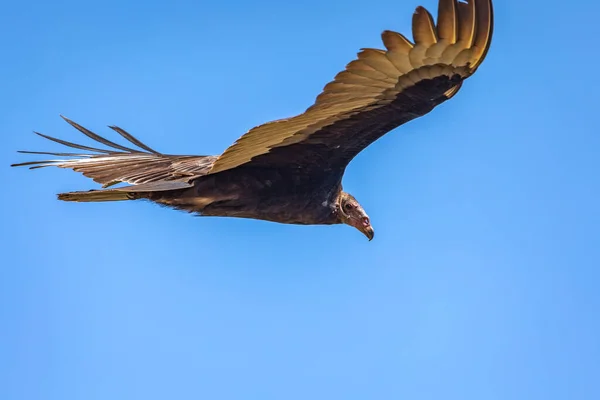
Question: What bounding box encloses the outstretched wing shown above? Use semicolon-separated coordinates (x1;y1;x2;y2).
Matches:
209;0;493;175
12;116;217;187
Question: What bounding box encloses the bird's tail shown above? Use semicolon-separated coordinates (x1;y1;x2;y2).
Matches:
58;188;135;202
57;181;194;203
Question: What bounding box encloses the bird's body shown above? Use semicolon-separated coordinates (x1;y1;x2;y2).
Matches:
12;0;494;240
146;165;344;226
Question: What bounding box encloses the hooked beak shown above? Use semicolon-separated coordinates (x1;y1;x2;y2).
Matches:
354;216;374;241
345;214;375;241
362;225;375;241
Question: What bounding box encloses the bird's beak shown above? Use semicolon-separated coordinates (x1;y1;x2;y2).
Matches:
348;216;375;241
362;225;375;241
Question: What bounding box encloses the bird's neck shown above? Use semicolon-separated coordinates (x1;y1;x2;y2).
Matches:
329;190;346;222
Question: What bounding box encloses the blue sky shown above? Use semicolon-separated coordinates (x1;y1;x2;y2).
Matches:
2;0;599;399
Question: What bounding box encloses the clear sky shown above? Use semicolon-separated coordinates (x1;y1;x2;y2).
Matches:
2;0;599;399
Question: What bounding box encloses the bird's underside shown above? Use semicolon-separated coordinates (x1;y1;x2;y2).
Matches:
12;0;493;239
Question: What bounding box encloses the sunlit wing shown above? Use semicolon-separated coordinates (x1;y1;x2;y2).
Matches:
209;0;493;175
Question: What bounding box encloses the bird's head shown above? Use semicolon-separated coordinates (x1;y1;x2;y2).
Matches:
337;192;374;241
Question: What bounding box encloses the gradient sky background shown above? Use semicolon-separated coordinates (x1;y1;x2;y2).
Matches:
2;0;599;399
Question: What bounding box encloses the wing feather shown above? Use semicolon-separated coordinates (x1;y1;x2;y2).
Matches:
12;118;217;187
358;48;405;78
470;0;493;70
412;6;438;46
436;0;458;43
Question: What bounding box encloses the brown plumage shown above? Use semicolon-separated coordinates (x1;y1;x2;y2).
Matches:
11;0;494;240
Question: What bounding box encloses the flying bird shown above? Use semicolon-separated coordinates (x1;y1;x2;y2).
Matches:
12;0;493;241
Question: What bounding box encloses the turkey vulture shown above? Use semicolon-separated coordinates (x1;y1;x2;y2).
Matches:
12;0;493;241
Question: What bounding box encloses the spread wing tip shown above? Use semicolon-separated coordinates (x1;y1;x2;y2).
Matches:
13;116;163;162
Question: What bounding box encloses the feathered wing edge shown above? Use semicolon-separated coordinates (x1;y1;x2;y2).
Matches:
207;0;493;174
14;115;160;160
11;116;216;189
